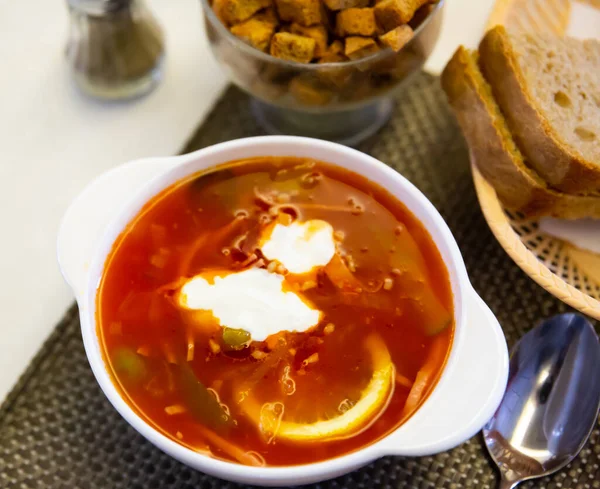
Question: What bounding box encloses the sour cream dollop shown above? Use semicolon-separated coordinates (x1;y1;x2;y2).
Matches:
260;220;336;274
178;268;321;341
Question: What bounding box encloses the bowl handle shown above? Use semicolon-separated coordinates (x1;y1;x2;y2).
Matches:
57;157;174;303
380;288;509;456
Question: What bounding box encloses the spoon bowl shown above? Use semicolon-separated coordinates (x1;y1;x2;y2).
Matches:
483;313;600;489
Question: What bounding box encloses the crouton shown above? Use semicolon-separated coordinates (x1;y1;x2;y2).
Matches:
275;0;324;26
344;36;380;60
257;6;280;25
230;11;278;52
324;40;344;56
214;0;272;25
323;0;369;10
378;25;414;52
290;75;334;105
319;52;347;64
270;32;317;62
290;23;328;57
374;0;430;31
336;8;378;36
317;55;352;88
255;63;295;99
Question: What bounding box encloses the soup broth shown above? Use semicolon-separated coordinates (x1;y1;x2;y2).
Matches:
97;157;454;466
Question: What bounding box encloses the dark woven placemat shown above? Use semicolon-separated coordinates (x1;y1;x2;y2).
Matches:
1;72;598;489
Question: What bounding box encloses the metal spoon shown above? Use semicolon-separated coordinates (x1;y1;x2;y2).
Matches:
483;313;600;489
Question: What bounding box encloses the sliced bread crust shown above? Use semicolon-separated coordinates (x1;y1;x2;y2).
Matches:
441;46;600;219
479;26;600;194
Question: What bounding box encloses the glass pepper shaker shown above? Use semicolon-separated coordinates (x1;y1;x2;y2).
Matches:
65;0;165;100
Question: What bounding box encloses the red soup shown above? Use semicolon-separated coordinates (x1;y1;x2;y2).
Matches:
97;157;454;467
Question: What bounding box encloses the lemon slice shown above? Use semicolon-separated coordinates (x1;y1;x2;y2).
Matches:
241;334;395;442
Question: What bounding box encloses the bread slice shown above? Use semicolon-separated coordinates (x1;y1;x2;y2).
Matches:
479;26;600;194
441;46;600;219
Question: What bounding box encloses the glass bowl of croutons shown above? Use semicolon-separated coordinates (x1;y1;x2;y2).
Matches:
201;0;444;145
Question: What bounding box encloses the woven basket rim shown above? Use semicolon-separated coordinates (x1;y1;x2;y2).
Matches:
471;163;600;321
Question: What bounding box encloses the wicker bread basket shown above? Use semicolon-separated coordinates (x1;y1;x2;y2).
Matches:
471;0;600;320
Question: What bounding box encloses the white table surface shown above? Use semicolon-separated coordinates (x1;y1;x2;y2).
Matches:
0;0;496;403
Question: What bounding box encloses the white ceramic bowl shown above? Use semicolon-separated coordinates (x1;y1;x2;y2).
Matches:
57;136;508;487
